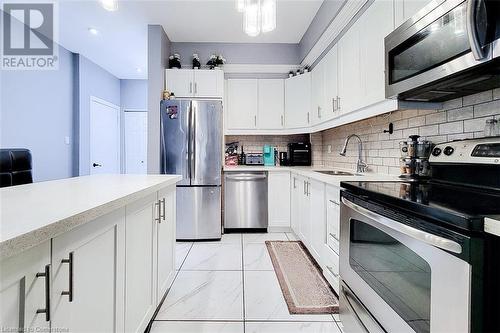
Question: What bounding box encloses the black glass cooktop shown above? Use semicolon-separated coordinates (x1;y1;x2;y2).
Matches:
341;181;500;232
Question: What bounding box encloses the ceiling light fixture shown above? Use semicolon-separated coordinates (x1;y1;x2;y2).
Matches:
101;0;118;11
238;0;276;37
88;27;99;35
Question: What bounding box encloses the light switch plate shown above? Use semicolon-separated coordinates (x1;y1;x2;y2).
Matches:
327;145;332;154
65;136;70;145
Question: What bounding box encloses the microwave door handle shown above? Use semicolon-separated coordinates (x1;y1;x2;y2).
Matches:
341;197;462;254
467;0;487;60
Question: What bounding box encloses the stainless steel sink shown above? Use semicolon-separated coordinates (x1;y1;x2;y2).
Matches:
314;170;361;176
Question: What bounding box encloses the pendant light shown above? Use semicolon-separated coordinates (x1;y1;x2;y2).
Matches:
261;0;276;33
244;0;261;37
238;0;276;36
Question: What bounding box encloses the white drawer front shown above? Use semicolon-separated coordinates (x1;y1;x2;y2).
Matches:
322;244;340;294
326;197;340;255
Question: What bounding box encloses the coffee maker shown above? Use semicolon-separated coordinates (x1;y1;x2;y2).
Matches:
399;135;433;179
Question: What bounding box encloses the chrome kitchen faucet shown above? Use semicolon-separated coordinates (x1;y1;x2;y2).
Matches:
340;134;367;173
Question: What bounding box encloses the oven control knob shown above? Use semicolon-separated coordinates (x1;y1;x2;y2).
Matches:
444;146;455;156
432;147;442;156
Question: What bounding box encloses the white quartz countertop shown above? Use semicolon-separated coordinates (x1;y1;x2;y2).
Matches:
223;165;399;186
0;174;182;260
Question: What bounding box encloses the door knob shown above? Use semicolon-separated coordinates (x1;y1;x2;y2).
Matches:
92;163;102;167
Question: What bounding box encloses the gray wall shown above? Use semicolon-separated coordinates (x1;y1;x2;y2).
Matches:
1;45;75;182
170;42;300;67
147;25;171;174
299;0;345;62
121;79;147;110
77;55;121;176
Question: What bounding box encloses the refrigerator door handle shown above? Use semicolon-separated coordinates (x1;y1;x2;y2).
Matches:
191;103;197;182
187;103;193;181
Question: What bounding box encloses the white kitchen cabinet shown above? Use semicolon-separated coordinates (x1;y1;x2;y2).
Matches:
290;174;305;236
323;44;339;121
51;209;126;333
394;0;430;28
268;171;291;230
311;60;326;125
338;19;361;115
226;79;258;129
308;179;325;265
325;185;341;255
285;73;311;129
258;79;285;129
1;242;51;332
359;0;394;107
193;70;224;98
165;69;223;98
322;244;340;294
156;187;176;304
125;193;157;333
298;178;311;247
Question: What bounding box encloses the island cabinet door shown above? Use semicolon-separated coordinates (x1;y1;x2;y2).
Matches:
156;187;176;304
1;241;51;333
51;208;126;333
124;192;157;333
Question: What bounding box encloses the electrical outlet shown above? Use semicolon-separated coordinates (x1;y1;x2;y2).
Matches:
327;145;332;154
65;136;70;145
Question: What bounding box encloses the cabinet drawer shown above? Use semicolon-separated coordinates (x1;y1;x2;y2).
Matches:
326;191;340;255
326;184;340;204
326;220;340;255
322;244;340;294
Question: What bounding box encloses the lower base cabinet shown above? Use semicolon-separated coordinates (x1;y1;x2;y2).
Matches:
125;193;157;333
1;185;177;333
1;241;51;332
156;187;176;303
51;208;126;332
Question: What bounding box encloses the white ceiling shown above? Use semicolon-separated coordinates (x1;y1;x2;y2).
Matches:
59;0;323;79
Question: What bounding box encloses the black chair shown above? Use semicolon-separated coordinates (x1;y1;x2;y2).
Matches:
0;149;33;187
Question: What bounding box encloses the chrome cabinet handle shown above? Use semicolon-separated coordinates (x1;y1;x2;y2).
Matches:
329;232;340;242
161;198;166;221
254;115;257;127
466;0;487;60
332;98;336;112
307;112;310;124
317;106;321;118
329;199;339;205
189;82;193;94
342;197;462;254
293;177;296;189
194;82;198;94
326;266;339;277
61;252;73;302
281;115;284;126
18;277;25;330
303;181;307;195
155;200;161;223
337;96;341;110
36;264;51;321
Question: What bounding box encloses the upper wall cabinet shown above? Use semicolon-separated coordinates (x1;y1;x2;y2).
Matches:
226;79;259;130
165;69;224;98
225;79;285;132
285;72;311;129
358;0;395;107
394;0;431;28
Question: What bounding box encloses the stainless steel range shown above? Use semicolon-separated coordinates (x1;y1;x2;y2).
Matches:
339;137;500;332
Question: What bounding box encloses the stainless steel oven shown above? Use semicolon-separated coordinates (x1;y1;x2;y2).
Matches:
339;195;471;333
385;0;500;102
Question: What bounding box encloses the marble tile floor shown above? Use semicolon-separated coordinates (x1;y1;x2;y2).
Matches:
152;233;342;333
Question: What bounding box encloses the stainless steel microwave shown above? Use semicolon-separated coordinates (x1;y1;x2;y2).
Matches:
385;0;500;102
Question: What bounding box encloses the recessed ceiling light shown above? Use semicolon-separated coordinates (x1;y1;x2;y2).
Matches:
88;27;99;35
101;0;118;11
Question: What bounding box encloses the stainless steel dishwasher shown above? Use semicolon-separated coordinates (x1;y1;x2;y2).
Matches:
224;172;268;230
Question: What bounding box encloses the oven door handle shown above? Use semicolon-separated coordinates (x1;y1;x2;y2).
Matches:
466;0;487;60
342;197;462;254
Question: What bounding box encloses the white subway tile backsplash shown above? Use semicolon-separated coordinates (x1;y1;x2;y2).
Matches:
464;117;488;132
463;91;493;106
473;99;500;118
425;112;447;125
447;106;473;121
494;88;500;100
442;97;463;110
419;125;439;136
439;121;463;135
408;116;425;127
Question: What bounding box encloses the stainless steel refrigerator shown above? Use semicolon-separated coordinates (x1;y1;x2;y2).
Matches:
160;99;222;240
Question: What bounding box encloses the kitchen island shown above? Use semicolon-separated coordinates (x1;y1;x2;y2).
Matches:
0;174;181;332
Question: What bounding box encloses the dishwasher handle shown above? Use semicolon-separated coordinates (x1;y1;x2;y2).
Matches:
225;174;267;181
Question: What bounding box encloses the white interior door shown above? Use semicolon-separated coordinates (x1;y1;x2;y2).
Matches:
124;111;148;174
90;97;120;174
